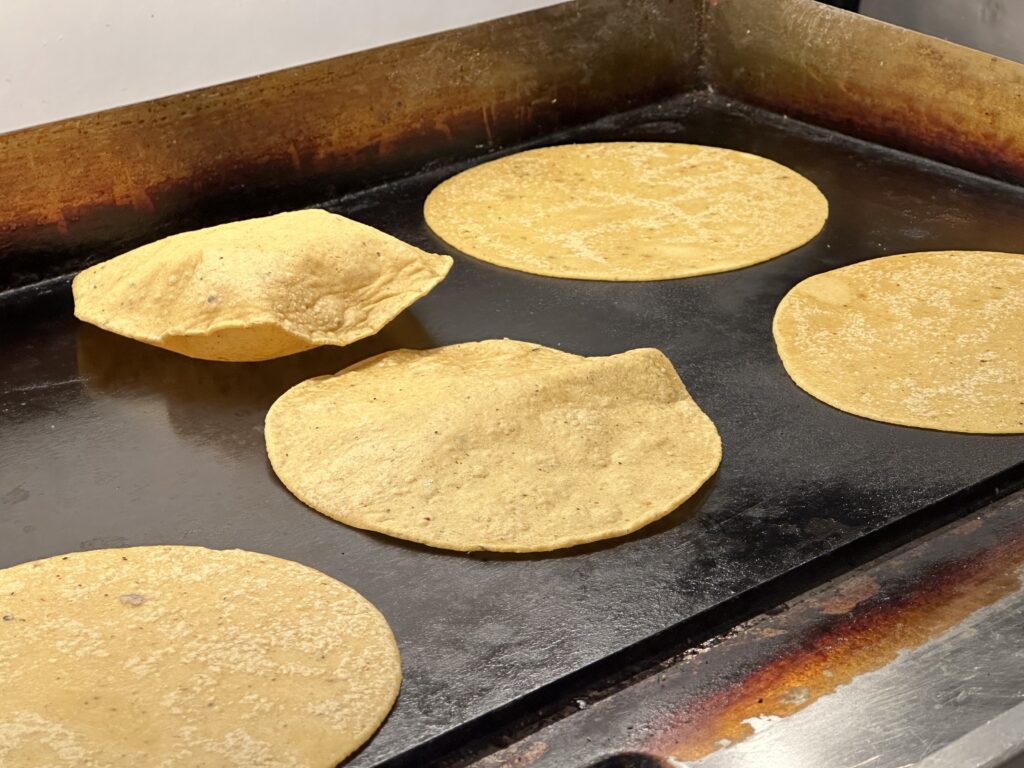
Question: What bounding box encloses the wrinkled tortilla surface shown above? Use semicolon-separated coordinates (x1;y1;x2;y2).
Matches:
73;209;452;361
424;142;827;280
266;340;722;552
774;251;1024;433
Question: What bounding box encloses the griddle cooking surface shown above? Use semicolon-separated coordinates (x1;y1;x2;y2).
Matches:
3;95;1024;766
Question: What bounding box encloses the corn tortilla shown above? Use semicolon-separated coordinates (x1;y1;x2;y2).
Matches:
265;340;722;552
774;251;1024;433
0;546;401;767
423;142;827;281
73;209;452;361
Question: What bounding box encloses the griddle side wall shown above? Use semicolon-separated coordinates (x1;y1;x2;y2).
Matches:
703;0;1024;186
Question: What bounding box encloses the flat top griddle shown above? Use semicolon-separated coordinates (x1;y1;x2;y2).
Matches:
3;93;1024;767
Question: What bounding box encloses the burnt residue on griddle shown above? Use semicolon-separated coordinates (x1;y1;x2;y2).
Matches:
645;519;1024;761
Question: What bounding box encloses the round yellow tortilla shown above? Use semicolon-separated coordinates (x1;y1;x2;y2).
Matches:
0;546;401;767
266;340;721;552
73;209;452;361
423;142;827;281
774;251;1024;433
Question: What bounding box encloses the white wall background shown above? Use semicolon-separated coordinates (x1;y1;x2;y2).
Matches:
0;0;564;135
861;0;1024;65
7;1;1020;137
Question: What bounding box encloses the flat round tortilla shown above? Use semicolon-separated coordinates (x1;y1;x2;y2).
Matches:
423;142;827;281
73;209;452;361
266;340;721;552
0;546;401;767
774;251;1024;433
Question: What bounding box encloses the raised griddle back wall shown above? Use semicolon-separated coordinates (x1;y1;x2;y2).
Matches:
0;0;700;290
5;0;1024;291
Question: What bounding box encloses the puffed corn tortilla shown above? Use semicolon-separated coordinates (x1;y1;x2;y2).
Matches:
774;251;1024;433
266;340;722;552
0;546;401;768
423;142;827;281
73;209;452;361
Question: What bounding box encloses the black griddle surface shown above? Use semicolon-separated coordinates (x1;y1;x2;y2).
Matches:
3;94;1024;766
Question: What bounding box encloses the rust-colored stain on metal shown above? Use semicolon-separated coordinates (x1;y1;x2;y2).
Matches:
645;531;1024;761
